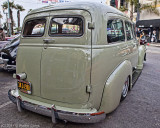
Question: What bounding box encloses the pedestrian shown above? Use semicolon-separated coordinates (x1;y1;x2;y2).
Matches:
136;28;141;43
0;28;6;41
151;30;157;43
140;30;144;40
136;28;140;38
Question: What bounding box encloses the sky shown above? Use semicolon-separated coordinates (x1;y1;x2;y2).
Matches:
0;0;106;28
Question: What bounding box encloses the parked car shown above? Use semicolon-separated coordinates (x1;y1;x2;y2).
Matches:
8;2;146;124
0;41;10;52
0;41;10;64
5;34;21;41
0;35;20;71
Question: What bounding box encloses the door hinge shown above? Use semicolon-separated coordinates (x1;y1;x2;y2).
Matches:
88;22;95;29
86;85;92;93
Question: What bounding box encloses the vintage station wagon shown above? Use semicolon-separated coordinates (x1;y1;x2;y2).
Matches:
8;2;146;123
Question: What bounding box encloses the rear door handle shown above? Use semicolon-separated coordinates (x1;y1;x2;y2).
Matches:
43;39;55;44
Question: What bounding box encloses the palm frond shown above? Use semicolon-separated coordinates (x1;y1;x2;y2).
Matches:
2;1;16;10
16;4;25;11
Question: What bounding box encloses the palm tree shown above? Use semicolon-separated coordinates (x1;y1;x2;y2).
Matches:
15;4;25;31
0;14;2;19
119;0;160;21
0;14;2;28
2;1;16;35
140;0;160;16
119;0;139;21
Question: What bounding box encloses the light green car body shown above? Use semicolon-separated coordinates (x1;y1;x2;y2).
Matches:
9;2;146;123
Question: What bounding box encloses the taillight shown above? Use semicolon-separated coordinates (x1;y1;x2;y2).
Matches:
90;111;105;116
16;75;21;80
13;73;27;80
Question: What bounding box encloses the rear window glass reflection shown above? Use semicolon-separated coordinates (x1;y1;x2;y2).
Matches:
23;19;46;37
49;17;83;36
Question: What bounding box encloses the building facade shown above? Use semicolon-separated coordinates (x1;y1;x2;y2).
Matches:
105;0;138;22
137;0;160;42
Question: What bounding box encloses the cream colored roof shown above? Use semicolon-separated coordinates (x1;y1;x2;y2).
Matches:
28;2;125;17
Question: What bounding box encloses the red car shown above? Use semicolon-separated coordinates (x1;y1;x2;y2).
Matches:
5;36;15;41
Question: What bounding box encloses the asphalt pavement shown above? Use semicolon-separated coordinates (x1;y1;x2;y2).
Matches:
0;46;160;128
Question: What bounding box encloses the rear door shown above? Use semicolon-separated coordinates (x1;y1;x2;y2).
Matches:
40;10;92;104
17;12;49;97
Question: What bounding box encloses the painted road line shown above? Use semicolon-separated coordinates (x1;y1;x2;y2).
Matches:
0;101;12;109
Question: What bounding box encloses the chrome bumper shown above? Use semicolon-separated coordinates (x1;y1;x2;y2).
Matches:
0;57;16;71
8;90;106;123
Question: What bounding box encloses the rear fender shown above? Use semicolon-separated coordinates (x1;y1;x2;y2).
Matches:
99;60;132;113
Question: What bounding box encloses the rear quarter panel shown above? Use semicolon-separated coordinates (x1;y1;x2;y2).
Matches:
89;13;133;110
99;60;132;113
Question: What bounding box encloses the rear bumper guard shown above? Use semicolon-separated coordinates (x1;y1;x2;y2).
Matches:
8;89;106;123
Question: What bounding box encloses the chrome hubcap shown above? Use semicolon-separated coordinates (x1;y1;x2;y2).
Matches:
122;78;129;98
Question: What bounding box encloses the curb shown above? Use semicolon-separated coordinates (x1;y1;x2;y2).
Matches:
148;43;160;47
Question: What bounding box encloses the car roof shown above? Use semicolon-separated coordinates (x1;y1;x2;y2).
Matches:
28;2;127;18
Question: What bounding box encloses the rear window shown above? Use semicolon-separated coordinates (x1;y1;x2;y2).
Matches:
23;19;46;37
49;17;83;36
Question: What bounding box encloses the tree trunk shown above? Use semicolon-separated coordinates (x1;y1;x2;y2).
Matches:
130;4;133;21
17;10;20;31
10;9;14;35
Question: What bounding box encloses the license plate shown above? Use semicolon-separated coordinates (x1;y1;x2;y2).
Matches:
17;80;32;94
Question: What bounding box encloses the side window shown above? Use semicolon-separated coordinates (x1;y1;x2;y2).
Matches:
23;19;46;37
107;19;125;43
125;21;133;40
49;17;83;36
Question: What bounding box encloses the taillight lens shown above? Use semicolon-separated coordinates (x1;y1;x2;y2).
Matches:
90;111;105;116
16;75;20;80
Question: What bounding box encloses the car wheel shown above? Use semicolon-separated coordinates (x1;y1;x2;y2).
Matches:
121;77;129;101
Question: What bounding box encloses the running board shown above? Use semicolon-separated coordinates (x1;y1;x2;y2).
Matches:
132;69;142;86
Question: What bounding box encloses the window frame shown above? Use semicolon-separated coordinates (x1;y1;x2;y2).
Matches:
132;23;136;39
48;15;84;37
125;21;134;41
22;17;47;37
107;18;126;44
